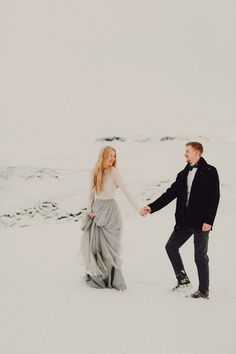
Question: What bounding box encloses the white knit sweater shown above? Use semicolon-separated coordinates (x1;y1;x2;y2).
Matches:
87;166;140;212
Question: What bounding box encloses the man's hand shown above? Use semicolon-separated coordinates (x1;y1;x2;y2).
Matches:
202;223;212;232
139;206;151;217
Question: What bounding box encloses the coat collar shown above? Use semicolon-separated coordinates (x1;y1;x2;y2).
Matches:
183;156;208;173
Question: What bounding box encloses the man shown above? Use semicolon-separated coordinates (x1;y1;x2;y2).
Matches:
140;142;220;299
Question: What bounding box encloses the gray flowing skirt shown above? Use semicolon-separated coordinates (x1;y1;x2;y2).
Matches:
80;198;127;290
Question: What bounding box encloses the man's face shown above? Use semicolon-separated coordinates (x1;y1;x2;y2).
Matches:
184;145;200;164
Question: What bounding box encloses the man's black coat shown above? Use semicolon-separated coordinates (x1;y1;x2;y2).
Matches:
147;157;220;230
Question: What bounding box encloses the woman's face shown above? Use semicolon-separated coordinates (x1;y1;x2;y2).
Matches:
106;150;116;167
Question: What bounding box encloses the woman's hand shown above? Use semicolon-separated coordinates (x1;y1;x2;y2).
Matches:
87;212;96;219
139;206;151;216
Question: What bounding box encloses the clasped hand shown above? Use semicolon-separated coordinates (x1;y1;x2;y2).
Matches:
139;206;151;217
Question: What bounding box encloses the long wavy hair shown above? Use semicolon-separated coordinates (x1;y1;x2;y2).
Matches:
92;146;117;194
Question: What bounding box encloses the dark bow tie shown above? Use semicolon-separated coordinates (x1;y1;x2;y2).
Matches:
188;163;198;171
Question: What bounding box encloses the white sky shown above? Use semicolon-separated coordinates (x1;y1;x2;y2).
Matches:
1;1;235;164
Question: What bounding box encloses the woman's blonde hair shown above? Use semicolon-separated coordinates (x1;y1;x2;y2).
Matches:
92;146;117;194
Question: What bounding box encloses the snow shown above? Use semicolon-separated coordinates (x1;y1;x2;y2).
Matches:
1;0;236;353
0;213;235;354
0;137;235;354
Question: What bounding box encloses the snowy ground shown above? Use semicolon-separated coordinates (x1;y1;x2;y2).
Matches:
0;136;235;354
0;213;235;354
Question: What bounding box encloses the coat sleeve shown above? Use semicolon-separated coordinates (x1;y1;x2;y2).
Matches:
147;176;178;214
203;168;220;226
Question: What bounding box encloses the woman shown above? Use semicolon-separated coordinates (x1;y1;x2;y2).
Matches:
80;145;141;291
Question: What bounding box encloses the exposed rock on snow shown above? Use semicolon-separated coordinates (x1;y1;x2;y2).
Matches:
95;136;127;142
